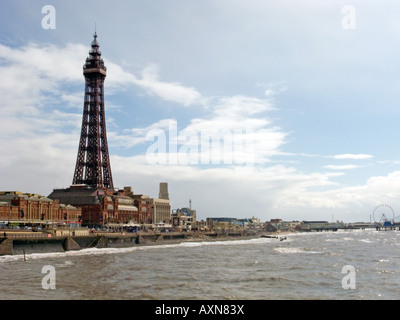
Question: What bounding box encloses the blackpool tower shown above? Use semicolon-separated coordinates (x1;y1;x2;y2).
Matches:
48;33;146;227
72;32;114;190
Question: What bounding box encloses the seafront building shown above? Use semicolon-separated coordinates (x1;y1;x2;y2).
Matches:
0;185;171;229
300;220;347;231
143;183;171;225
171;207;197;231
48;184;170;228
48;185;141;226
206;217;262;231
265;219;349;232
150;198;171;224
0;191;82;228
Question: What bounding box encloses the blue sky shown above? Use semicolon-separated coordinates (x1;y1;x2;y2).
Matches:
1;0;400;222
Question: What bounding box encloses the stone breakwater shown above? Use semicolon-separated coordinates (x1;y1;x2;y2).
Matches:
0;231;272;256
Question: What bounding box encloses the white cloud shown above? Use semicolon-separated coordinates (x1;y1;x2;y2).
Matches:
256;81;288;98
110;118;176;149
0;43;86;125
0;41;205;113
272;170;400;220
133;64;205;107
324;164;363;170
119;94;287;166
331;154;373;160
107;62;205;106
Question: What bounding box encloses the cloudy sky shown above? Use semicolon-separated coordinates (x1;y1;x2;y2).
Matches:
1;0;399;222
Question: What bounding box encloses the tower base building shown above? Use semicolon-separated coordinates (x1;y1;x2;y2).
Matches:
48;185;138;227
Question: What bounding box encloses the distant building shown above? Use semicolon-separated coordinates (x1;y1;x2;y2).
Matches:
265;219;301;232
301;221;329;231
172;207;197;231
148;183;172;224
150;198;171;224
265;222;278;232
196;219;209;231
300;220;346;231
206;217;242;230
159;182;169;200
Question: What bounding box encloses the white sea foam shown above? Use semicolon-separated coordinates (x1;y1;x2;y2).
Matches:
274;247;322;254
359;239;374;243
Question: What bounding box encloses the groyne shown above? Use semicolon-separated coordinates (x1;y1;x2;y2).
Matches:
0;231;262;256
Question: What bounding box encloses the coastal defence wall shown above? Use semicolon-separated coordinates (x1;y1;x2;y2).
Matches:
13;238;65;255
0;232;201;256
0;239;14;255
0;231;260;256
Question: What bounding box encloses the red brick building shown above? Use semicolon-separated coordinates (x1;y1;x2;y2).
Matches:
132;194;152;224
0;191;81;227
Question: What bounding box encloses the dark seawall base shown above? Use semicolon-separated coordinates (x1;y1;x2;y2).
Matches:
0;232;254;256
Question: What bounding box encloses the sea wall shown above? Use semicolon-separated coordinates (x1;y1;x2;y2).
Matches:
0;233;189;255
0;231;262;256
0;239;13;255
12;238;65;255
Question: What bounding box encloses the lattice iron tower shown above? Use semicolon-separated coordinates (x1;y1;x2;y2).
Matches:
72;32;114;189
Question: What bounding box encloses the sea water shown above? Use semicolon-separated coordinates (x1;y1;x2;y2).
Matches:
1;228;399;300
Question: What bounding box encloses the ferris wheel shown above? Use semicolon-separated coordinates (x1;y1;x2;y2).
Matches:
372;204;395;225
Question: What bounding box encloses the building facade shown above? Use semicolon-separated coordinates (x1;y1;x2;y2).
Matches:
0;191;81;227
48;184;171;227
48;185;142;227
148;183;172;224
132;194;152;224
150;198;171;224
171;207;197;231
